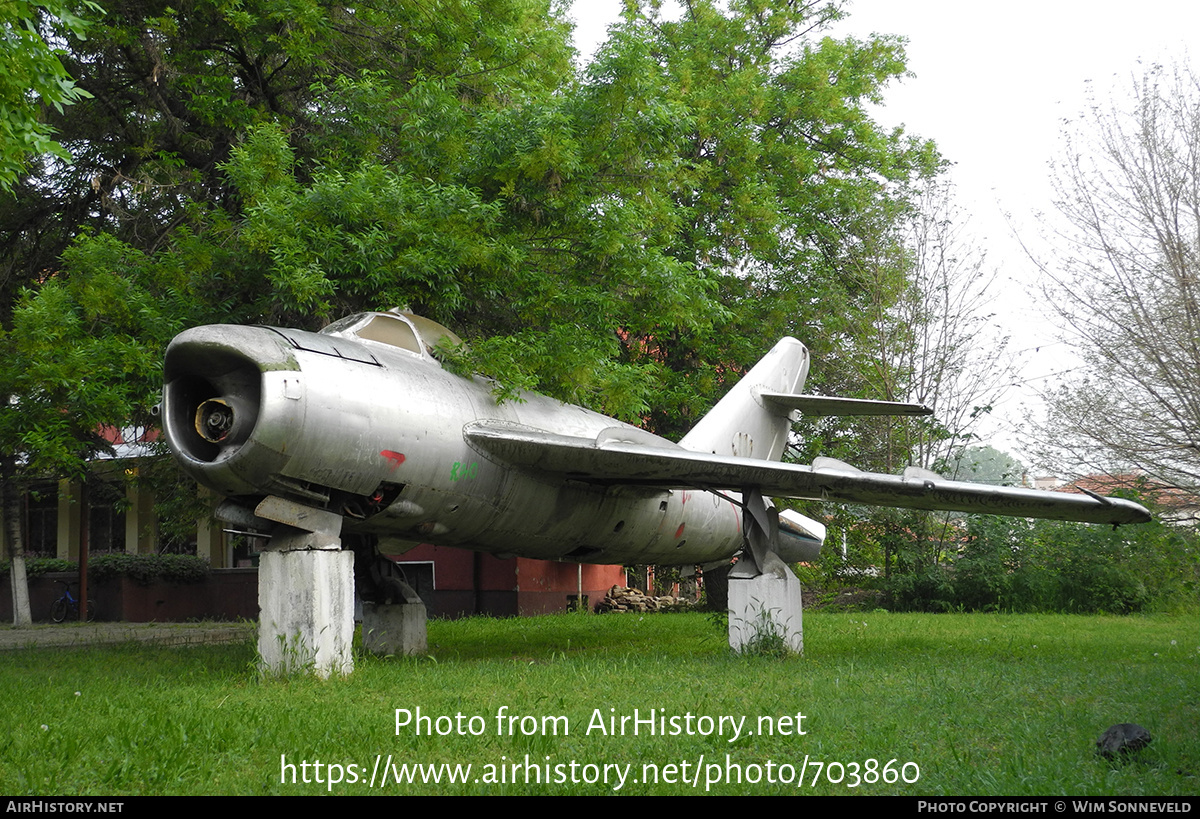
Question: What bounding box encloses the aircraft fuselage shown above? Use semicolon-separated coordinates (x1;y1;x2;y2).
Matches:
162;321;744;565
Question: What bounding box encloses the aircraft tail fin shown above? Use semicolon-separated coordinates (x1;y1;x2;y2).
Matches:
677;339;933;463
678;337;810;462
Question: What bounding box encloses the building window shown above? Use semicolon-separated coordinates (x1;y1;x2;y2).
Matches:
24;482;57;557
87;481;127;553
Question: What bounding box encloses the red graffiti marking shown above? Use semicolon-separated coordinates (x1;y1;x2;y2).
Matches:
380;450;406;471
674;522;686;539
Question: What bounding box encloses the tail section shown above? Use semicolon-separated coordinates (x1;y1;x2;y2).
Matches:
679;337;810;461
678;337;936;570
679;337;934;462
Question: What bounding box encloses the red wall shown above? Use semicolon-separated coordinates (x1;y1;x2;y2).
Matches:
387;544;623;617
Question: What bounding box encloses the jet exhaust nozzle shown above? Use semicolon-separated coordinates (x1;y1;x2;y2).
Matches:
775;508;825;563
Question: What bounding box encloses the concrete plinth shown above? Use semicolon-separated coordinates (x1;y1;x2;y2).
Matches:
728;552;803;655
362;592;427;657
258;532;354;678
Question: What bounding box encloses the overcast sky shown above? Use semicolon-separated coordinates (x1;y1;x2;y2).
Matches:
568;1;1199;462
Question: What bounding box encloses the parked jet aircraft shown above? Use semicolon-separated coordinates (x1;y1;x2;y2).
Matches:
160;309;1150;599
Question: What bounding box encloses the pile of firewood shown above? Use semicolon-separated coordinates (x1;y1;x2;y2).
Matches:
594;585;692;613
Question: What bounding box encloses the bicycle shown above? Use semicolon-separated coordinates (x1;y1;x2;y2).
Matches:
50;580;96;623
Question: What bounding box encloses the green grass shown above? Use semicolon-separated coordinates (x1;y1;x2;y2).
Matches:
1;612;1195;795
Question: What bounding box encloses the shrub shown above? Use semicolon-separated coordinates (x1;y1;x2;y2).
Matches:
883;567;956;612
82;553;210;585
0;556;76;579
832;492;1197;615
953;516;1024;611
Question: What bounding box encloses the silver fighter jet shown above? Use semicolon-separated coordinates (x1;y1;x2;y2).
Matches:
161;309;1150;591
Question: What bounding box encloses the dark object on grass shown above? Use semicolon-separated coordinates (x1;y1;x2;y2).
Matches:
1096;723;1152;759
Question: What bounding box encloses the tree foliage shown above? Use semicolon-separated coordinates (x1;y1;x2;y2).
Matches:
1031;61;1200;494
4;0;939;426
0;235;193;623
0;0;98;191
1;0;574;293
582;1;941;432
946;445;1025;485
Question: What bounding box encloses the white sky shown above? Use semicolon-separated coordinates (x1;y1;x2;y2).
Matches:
568;0;1199;464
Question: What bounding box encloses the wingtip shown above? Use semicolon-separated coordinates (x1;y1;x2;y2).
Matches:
1109;500;1154;526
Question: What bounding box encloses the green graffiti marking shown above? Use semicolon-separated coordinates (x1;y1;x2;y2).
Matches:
451;461;479;481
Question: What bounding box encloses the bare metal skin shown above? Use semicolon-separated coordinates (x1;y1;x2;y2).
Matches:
161;310;1151;569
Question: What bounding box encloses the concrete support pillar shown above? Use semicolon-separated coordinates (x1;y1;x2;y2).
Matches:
361;582;427;657
727;551;803;655
258;528;354;678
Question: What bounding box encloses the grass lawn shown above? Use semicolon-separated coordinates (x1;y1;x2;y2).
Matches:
1;611;1195;795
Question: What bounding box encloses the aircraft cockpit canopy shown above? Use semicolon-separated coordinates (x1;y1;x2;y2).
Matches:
320;309;464;364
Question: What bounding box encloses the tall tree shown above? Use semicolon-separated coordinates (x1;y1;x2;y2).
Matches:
1;239;191;624
554;0;941;430
848;181;1016;473
795;181;1019;583
33;0;939;425
1029;61;1200;494
228;0;943;423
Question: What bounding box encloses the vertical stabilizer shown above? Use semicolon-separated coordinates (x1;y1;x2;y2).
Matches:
679;337;809;461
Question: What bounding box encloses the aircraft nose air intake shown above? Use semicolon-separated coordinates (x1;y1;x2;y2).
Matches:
161;325;300;488
164;347;263;464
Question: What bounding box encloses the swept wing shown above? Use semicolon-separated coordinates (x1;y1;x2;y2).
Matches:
465;422;1150;526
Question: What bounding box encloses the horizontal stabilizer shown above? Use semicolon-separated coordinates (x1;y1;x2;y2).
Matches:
464;422;1151;526
762;393;933;417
